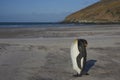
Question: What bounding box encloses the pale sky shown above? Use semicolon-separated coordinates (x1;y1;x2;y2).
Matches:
0;0;99;22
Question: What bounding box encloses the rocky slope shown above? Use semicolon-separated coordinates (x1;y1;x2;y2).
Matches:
64;0;120;23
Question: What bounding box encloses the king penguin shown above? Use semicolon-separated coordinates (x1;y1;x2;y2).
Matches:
70;39;88;77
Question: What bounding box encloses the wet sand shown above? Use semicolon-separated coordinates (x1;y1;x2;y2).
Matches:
0;25;120;80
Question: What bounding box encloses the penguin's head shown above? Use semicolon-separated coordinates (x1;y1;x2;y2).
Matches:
78;39;88;47
83;39;88;47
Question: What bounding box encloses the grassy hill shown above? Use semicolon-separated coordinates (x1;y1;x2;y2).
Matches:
64;0;120;23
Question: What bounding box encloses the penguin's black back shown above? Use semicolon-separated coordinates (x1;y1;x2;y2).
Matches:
77;39;87;69
78;39;87;57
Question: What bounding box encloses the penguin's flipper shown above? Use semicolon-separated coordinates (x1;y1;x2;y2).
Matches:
76;53;83;69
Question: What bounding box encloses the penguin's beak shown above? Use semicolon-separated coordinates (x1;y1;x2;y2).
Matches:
85;43;88;47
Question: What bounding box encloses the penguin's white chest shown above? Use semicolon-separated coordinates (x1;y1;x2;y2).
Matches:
70;40;81;74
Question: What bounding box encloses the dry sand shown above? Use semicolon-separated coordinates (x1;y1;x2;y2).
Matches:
0;25;120;80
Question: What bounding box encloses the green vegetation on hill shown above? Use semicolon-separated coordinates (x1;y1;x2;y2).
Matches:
64;0;120;23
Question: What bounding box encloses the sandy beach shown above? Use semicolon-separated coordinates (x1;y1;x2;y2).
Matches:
0;24;120;80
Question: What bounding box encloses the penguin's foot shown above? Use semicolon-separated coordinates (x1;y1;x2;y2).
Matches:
85;73;89;75
73;73;82;77
82;72;89;75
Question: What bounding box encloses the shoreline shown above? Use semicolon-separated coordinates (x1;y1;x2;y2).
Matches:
0;24;120;38
0;22;120;28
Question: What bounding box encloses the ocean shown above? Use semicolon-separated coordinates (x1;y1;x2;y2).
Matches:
0;22;85;28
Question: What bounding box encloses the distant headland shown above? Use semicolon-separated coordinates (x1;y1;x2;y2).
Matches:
63;0;120;24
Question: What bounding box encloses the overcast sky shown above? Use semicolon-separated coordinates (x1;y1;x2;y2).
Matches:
0;0;99;22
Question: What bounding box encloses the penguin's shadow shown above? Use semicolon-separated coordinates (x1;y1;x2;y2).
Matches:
84;60;97;73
